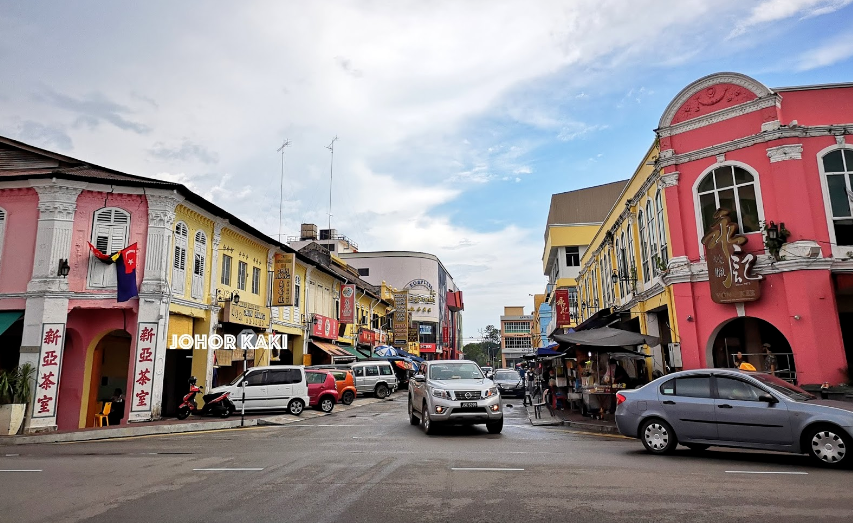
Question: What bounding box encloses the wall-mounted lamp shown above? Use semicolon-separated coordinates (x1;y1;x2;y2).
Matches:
686;315;694;322
611;270;637;286
216;289;240;304
793;315;801;320
57;259;70;278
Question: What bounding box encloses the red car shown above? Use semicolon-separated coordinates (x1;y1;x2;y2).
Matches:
305;370;340;413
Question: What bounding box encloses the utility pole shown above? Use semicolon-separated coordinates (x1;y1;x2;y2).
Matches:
276;139;291;243
325;136;338;233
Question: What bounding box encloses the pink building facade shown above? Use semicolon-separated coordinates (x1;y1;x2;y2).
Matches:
658;72;853;386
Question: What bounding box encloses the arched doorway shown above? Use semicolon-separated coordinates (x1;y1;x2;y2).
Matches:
708;317;796;381
85;330;131;427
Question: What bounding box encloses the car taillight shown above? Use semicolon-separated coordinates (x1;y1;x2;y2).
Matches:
616;393;626;405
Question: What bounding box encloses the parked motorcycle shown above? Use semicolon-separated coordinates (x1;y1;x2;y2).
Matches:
177;376;235;420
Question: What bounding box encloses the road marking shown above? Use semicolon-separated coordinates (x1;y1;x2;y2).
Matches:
0;469;42;472
5;453;20;457
301;424;361;427
451;468;525;471
193;468;264;471
725;471;808;475
56;425;272;444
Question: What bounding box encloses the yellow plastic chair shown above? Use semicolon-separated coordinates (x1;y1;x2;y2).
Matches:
94;401;112;427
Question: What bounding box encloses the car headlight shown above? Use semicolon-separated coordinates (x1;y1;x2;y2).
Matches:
485;387;499;398
432;388;451;399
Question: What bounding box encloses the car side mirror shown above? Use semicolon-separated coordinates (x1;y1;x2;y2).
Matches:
414;375;425;383
758;393;777;403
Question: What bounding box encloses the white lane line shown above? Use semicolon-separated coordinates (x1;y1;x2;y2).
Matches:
193;468;264;471
0;469;42;472
451;468;524;471
725;471;808;475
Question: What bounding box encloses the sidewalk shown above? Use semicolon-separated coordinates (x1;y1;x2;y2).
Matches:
0;394;393;446
524;401;620;435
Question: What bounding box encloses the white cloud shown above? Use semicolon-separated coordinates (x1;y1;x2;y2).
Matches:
730;0;853;37
794;33;853;70
557;122;609;141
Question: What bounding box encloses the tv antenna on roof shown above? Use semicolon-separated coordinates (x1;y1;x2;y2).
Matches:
325;136;338;233
276;139;291;242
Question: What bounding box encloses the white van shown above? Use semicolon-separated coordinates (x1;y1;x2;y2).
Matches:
350;360;398;398
209;365;310;415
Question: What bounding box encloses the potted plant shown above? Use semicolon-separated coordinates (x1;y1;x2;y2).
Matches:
0;363;35;435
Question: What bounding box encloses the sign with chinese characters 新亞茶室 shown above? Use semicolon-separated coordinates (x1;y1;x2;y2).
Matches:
32;323;66;419
701;209;763;304
130;322;158;413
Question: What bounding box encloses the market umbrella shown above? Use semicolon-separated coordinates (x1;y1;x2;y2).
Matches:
374;345;401;357
536;346;563;357
552;327;659;348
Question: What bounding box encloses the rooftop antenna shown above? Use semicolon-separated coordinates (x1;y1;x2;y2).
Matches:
325;135;338;233
276;139;292;242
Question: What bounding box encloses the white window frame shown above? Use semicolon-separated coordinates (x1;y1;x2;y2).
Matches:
294;275;301;309
221;254;232;286
252;266;261;294
88;207;130;289
191;231;206;300
692;161;765;259
645;199;658;280
817;144;853;258
638;208;649;283
171;222;188;296
237;261;248;291
656;189;668;268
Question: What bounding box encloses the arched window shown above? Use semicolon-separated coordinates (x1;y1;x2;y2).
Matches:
626;226;635;291
646;199;658;279
822;148;853;246
616;234;626;298
89;207;130;288
191;231;206;299
697;165;760;234
656;190;668;267
172;222;188;296
638;209;648;282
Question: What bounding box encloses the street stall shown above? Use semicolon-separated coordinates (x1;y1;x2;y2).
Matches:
552;327;658;419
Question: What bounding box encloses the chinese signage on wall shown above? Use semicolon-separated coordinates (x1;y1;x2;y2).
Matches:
311;314;339;340
32;323;66;419
339;284;356;324
554;289;572;325
393;291;409;346
223;301;271;328
702;209;763;304
130;322;158;413
272;253;296;306
358;329;376;346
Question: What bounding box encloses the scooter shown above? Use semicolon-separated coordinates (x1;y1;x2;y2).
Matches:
177;383;235;419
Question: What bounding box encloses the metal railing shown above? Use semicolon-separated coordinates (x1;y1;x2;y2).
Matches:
730;352;798;383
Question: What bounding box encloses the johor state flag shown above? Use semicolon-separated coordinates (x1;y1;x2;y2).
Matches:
116;243;139;302
87;242;114;262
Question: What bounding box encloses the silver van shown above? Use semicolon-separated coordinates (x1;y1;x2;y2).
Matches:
350;360;398;398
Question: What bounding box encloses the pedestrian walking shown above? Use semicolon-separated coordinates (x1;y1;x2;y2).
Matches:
762;343;777;375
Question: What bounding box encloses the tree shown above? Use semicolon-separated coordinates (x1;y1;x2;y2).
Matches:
480;325;501;367
462;342;488;366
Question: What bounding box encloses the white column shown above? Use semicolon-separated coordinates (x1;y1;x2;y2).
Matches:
22;182;84;432
205;219;228;387
136;191;182;421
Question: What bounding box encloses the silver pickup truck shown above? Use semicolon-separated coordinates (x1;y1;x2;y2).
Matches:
408;359;503;434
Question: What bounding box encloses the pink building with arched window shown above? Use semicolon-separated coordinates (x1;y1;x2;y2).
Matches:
658;72;853;386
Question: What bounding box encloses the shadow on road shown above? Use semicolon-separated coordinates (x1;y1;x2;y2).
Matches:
622;446;845;471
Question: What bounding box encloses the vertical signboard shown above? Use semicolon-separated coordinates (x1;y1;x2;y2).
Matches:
339;284;356;324
272;253;296;306
393;291;408;347
130;322;158;413
701;209;763;304
32;323;66;418
554;289;571;326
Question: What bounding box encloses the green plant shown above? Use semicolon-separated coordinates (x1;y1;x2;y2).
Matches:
0;363;36;405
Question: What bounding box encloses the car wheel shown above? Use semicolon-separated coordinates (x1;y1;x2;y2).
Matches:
375;383;389;398
408;396;419;425
807;426;850;467
641;419;677;454
319;397;334;413
683;444;710;452
486;418;503;434
341;391;355;405
422;402;436;435
288;398;305;416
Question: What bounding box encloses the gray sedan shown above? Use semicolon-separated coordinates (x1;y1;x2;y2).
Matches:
615;369;853;467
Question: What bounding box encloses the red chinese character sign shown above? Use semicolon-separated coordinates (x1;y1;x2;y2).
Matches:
554;289;571;326
32;323;66;419
701;209;763;304
130;322;158;414
339;284;356;324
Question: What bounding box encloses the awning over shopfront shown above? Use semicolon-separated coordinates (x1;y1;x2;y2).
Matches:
341;345;368;361
572;307;615;332
311;341;357;363
553;327;659;348
0;311;23;337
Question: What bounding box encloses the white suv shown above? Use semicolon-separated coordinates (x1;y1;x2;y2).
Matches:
408;360;503;434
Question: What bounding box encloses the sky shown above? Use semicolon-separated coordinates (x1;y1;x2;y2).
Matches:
1;0;852;342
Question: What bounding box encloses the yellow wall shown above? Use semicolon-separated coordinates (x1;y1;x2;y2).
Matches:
543;224;601;273
172;205;215;304
218;228;270;308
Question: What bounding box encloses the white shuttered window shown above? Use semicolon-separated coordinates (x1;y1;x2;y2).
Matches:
172;222;189;296
88;208;130;288
191;231;206;299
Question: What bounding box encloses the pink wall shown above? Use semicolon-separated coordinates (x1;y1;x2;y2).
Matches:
0;188;39;294
776;87;853;126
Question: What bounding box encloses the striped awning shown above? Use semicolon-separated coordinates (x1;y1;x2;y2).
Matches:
311;341;356;362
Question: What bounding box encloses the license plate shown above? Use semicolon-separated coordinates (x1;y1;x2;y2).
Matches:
461;402;477;408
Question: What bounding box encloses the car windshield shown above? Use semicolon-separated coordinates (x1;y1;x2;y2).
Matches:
430;363;484;380
750;373;815;401
495;371;518;380
228;371;248;386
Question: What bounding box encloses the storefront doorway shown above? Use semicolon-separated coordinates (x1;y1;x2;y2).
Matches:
85;330;131;427
162;349;193;417
0;312;24;374
708;317;796;381
834;275;853;384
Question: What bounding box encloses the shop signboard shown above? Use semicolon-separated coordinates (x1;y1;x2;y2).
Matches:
701;209;763;304
272;253;296;306
339;284;356;324
358;329;376;345
554;289;571;325
419;343;436;353
311;313;339;340
32;323;66;418
130;322;158;414
223;301;271;329
408;323;419;342
393;291;408;347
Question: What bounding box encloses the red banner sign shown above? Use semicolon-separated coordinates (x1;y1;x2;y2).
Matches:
311;314;339;340
339;284;356;324
420;343;436;353
358;329;376;345
554;289;571;326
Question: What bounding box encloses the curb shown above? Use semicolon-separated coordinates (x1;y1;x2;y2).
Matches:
561;419;620;435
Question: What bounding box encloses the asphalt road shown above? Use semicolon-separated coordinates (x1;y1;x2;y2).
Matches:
1;392;851;523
